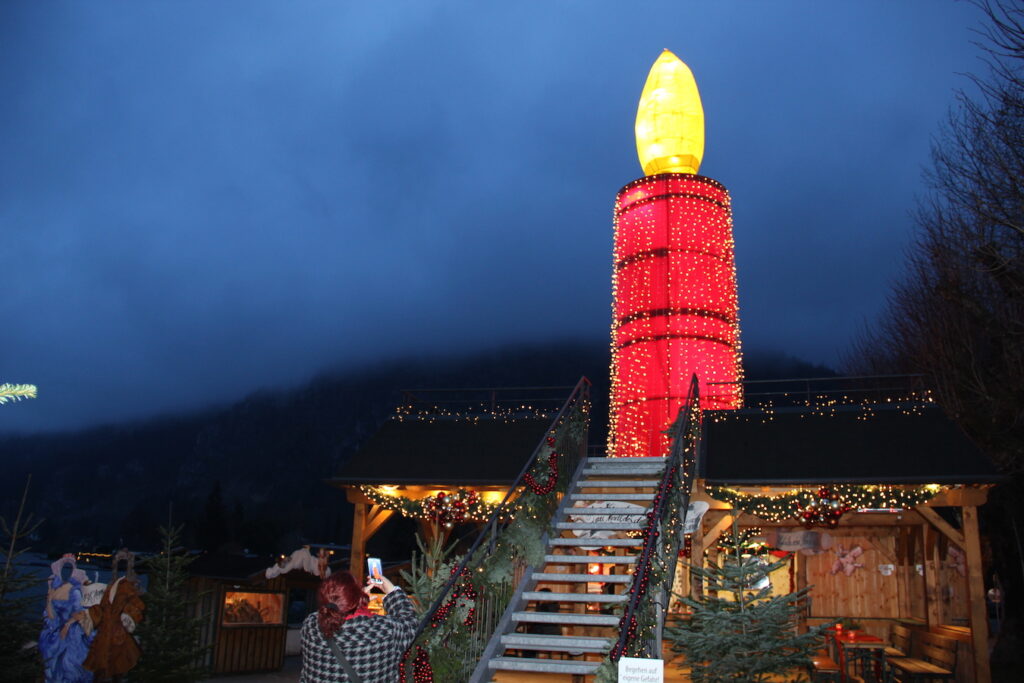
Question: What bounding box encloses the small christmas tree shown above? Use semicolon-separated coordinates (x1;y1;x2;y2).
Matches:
667;520;828;683
0;386;40;683
0;476;43;683
133;524;209;682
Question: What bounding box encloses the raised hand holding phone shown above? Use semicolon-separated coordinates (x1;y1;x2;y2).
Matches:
367;557;383;584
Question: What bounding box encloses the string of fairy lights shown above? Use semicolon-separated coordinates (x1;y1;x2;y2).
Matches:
706;483;945;523
362;410;581;527
391;402;554;423
704;390;936;424
608;173;744;459
359;486;501;527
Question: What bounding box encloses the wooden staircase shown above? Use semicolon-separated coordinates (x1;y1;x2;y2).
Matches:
471;455;668;681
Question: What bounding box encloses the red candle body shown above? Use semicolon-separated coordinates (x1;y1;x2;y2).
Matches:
609;173;743;458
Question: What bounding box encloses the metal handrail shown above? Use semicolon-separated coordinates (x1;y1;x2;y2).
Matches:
406;376;592;640
611;373;700;661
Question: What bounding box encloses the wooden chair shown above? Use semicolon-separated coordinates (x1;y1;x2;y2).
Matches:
885;623;912;658
886;631;957;682
809;649;841;683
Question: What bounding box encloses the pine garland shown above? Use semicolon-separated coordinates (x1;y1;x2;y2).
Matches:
706;484;942;523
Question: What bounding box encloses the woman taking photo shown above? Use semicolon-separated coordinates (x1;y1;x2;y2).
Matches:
300;571;417;683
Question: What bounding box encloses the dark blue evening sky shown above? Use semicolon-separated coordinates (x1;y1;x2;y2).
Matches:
1;1;988;432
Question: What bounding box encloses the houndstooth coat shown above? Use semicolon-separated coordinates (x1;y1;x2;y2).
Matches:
300;588;418;683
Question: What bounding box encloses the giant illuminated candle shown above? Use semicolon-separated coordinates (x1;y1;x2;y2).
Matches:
609;50;743;459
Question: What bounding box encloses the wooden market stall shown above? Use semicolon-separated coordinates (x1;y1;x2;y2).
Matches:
187;551;328;675
680;396;1002;683
328;384;587;575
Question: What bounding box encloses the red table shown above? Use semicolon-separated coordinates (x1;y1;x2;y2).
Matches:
833;631;886;683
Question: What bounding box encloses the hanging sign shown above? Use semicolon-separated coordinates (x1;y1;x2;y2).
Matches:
618;657;664;683
570;501;647;550
682;501;710;535
768;529;834;554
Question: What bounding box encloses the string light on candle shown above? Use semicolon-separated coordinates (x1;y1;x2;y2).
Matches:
609;51;743;459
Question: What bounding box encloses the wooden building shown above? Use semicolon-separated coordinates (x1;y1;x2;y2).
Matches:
187;553;324;675
682;397;1002;683
329;385;586;574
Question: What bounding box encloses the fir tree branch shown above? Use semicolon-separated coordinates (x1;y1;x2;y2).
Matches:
0;384;37;405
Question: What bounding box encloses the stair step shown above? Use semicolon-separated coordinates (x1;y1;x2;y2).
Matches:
544;554;638;564
570;493;654;501
586;456;666;464
549;538;642;547
523;591;627;603
500;633;613;652
512;611;621;626
489;657;602;675
533;572;633;583
564;507;651;515
577;480;661;488
582;465;665;476
556;521;645;530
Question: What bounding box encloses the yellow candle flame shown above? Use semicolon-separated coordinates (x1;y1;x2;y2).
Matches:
635;49;704;176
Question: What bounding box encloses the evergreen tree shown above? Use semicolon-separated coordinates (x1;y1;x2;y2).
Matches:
0;385;40;683
667;521;828;683
0;476;43;683
133;524;209;682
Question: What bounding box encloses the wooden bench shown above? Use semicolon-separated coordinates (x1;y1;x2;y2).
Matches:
886;631;957;682
809;649;841;683
885;623;912;659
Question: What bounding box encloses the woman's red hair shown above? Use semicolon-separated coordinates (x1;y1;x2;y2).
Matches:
317;572;369;639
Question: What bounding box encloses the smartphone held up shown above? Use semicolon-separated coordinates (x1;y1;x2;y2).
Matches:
367;557;384;585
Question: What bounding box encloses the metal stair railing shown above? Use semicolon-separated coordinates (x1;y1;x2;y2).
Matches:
465;450;591;682
609;373;701;663
401;376;591;681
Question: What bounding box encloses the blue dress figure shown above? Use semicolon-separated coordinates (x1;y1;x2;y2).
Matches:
40;554;94;683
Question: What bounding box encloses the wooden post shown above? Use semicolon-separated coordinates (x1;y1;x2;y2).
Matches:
349;502;368;575
922;524;943;627
795;552;809;631
895;527;911;619
690;520;705;600
364;505;394;542
962;505;991;683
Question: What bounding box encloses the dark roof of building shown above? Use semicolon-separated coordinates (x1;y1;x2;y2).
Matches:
699;403;1001;485
330;416;552;486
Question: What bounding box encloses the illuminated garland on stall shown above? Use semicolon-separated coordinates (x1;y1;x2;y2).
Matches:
360;436;566;526
706;484;943;524
360;487;500;527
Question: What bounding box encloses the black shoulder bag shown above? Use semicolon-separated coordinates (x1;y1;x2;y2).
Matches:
327;638;364;683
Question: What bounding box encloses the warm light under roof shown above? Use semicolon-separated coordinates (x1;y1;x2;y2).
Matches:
635;49;705;176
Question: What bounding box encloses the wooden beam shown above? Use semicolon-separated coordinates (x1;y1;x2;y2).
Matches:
895;528;911;619
364;505;394;541
349;502;368;575
690;515;706;600
866;534;897;565
922;525;943;627
925;486;990;508
962;505;992;683
795;552;808;631
915;505;965;549
702;514;734;550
